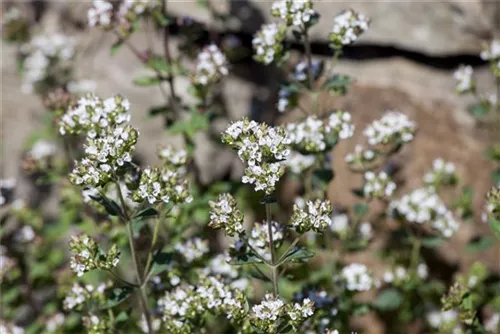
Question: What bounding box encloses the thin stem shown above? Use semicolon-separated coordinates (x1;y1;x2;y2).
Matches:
276;236;300;266
144;217;161;278
495;77;500;128
303;28;314;90
409;231;422;272
107;270;140;288
266;203;279;297
162;0;180;116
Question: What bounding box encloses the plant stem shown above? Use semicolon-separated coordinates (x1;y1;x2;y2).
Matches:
107;270;139;288
410;233;422;273
495;77;500;127
303;28;314;90
144;217;161;278
276;236;300;266
266;203;279;296
162;0;180;117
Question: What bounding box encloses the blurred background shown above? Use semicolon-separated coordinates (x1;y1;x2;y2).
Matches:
2;0;500;313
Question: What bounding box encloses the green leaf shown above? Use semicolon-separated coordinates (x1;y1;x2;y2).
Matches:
148;251;174;277
111;40;123;56
133;75;161;86
466;236;495;253
248;267;271;282
422;236;446;248
312;168;335;187
467;103;489;118
322;74;353;95
148;105;170;118
490;216;500;240
89;194;122;217
147;56;170;73
491;168;500;185
153;10;170;26
99;287;135;310
133;208;158;220
373;288;403;311
167;111;209;139
260;195;277;204
281;247;315;263
354;203;369;217
229;254;264;265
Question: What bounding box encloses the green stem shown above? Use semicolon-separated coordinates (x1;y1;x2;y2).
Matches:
107;270;139;288
266;203;279;297
303;28;314;90
144;217;161;279
410;233;422;273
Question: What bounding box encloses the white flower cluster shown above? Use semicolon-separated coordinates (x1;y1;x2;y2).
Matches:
453;65;474;94
253;23;287;65
14;225;35;243
480;40;500;61
70;125;138;187
291;199;332;233
251;293;285;321
329;9;370;48
293;59;322;82
46;313;65;333
248;221;283;262
277;87;295;113
24;139;57;172
69;235;120;277
2;7;22;25
390;187;459;238
203;254;238;280
174;238;209;263
59;94;131;136
271;0;317;28
286;151;316;174
158;146;188;166
63;282;108;310
193;44;229;86
20;33;75;94
363;111;416;146
88;0;113;27
427;309;460;331
0;321;24;334
222;118;291;194
358;222;373;240
287;111;354;153
344;145;376;168
330;213;349;236
363;171;397;200
382;266;408;285
423;158;457;188
132;167;170;204
341;263;374;292
209;193;244;237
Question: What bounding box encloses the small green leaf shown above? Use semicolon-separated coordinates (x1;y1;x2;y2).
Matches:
373;288;403;311
133;75;161;86
148;105;170;118
466;235;495;253
322;74;353;95
467;103;489;118
312;168;335;186
422;236;446;248
89;194;122;217
229;254;264;265
490;216;500;240
99;287;135;310
148;251;174;277
147;56;170;73
111;40;123;56
353;203;369;217
491;168;500;185
153;10;170;26
133;208;158;219
281;247;315;263
248;267;271;282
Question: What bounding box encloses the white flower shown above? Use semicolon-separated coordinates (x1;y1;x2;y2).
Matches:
27;139;57;161
248;221;283;262
253;23;287;65
480;40;500;61
330;9;370;48
423;158;457;188
271;0;317;28
252;294;285;321
363;171;397;199
453;65;474;93
363;111;416;146
193;44;229;86
291;199;332;233
46;313;65;332
174;238;209;263
341;263;373;291
358;222;372;240
485;313;500;332
286;151;316;174
330;213;349;234
88;0;113;27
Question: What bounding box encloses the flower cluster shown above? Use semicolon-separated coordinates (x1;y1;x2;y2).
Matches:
453;65;474;94
286;111;354;153
340;263;374;292
423;158;457;188
248;221;283;262
88;0;113;28
330;212;349;237
329;9;370;48
382;265;409;285
222;118;291;194
203;254;238;281
22;139;57;173
363;171;397;200
252;23;287;65
363;111;416;146
59;94;131;137
277;86;297;113
70;125;138;187
132;166;191;205
69;234;120;277
486;185;500;220
271;0;317;29
63;282;109;311
192;44;229;86
291;199;332;233
426;309;461;333
174;238;209;263
293;59;322;83
344;144;376;168
209;193;244;237
481;40;500;77
158;146;188;167
46;313;65;332
286;151;316;174
20;33;75;94
390;188;460;238
250;294;314;332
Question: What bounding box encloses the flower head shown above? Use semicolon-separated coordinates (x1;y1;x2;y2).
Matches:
193;44;229;86
363;171;397;200
340;263;373;291
253;23;287;65
69;234;120;277
423;158;458;188
209;193;244;237
363;111;415;146
271;0;318;28
329;9;370;48
453;65;474;94
291;199;332;233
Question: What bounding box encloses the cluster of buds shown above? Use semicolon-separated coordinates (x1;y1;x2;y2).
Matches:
329;9;370;49
426;309;461;334
248;221;284;262
59;94;131;137
285;151;316;174
286;111;354;153
19;33;75;94
70;125;138;187
423;158;458;188
480;40;500;77
363;111;416;146
363;171;397;200
69;234;120;277
290;199;332;233
192;44;229;86
453;65;475;94
271;0;317;29
83;314;114;334
340;263;374;292
390;187;460;238
253;23;287;65
132;167;177;204
344;145;376;169
174;238;209;263
382;265;409;286
158;146;188;167
209;193;244;237
63;281;109;311
250;294;314;332
222;118;291;194
22;139;57;174
486;185;500;220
